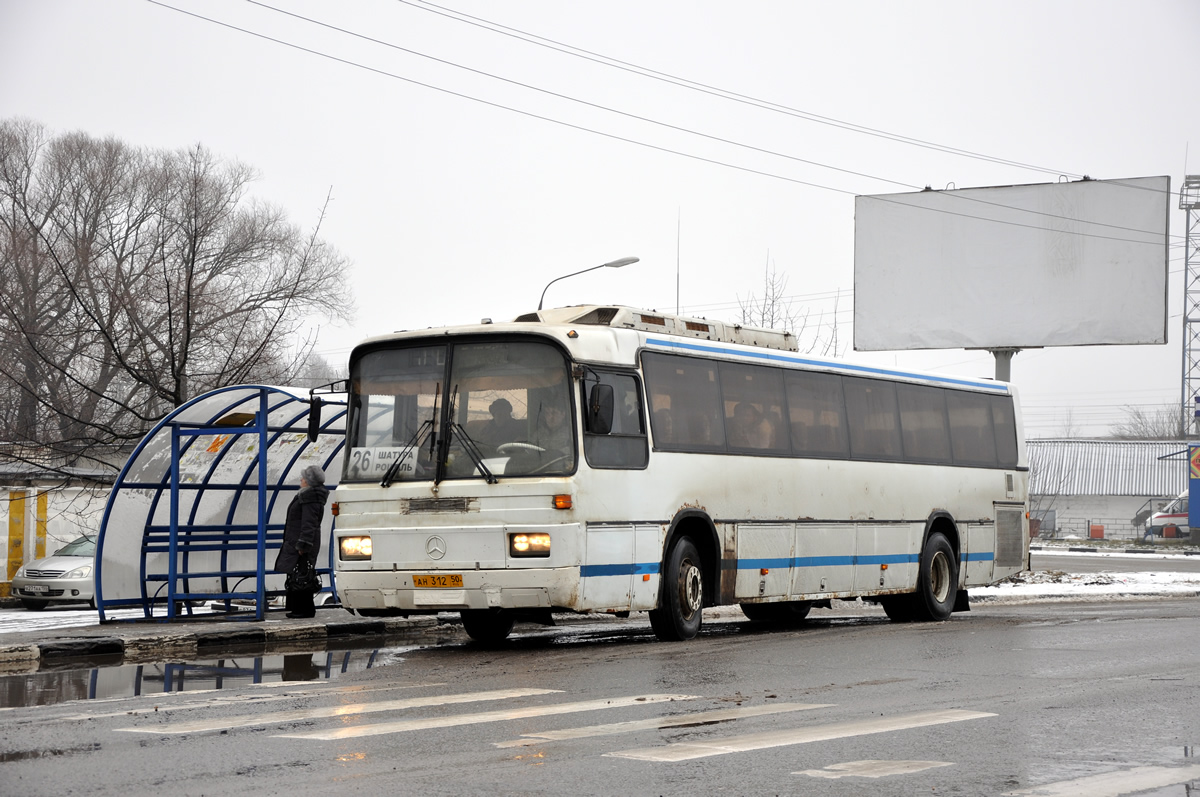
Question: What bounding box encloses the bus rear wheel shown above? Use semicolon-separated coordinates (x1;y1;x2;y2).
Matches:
740;601;812;624
649;537;703;641
910;531;957;622
461;609;515;643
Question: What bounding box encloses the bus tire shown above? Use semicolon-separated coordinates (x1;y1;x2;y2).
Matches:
461;609;515;643
649;536;704;641
740;601;811;624
911;531;957;622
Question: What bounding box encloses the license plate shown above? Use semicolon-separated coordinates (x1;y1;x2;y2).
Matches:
23;585;48;593
412;573;463;588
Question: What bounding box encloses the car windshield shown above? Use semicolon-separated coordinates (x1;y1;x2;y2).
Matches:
344;338;575;482
55;536;96;557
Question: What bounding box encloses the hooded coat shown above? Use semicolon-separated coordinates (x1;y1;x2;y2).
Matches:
274;483;329;574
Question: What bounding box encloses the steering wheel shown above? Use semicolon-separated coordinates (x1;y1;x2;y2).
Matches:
527;454;570;474
497;442;545;455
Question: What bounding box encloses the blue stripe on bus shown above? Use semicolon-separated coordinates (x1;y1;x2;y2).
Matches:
580;562;661;577
739;554;919;570
644;337;1009;393
578;551;994;578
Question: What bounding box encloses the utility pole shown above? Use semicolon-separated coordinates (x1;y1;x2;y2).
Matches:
1180;176;1200;436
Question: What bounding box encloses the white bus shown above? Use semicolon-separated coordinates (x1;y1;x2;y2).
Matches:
332;305;1028;642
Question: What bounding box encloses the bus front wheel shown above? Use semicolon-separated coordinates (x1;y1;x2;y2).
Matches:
910;531;957;622
649;536;703;641
461;609;515;643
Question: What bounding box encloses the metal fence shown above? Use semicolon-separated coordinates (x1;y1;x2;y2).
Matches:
1038;516;1151;542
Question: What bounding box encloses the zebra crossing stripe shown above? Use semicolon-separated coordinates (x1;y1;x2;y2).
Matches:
49;682;448;724
274;693;700;741
1001;764;1200;796
493;703;834;748
115;687;561;735
606;708;997;762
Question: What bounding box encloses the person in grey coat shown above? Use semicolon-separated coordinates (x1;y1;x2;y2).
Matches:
275;464;329;618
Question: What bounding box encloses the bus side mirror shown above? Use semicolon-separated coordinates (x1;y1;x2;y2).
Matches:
307;398;323;444
586;384;614;435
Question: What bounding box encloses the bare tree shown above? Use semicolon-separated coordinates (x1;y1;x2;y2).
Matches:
0;118;353;476
291;351;347;389
1055;407;1081;439
736;254;842;356
1111;404;1184;440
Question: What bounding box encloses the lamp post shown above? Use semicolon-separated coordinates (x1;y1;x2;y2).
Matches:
537;256;639;311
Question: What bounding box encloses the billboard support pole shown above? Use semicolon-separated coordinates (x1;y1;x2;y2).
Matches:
989;348;1020;382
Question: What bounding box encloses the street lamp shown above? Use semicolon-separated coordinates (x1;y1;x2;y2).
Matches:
537;256;639;311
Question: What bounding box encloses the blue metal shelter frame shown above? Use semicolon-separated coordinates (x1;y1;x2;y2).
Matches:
95;385;346;623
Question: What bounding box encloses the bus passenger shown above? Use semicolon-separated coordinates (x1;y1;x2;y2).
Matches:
728;402;771;449
653;408;674;445
534;403;572;459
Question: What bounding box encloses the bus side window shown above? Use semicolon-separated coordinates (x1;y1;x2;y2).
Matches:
784;370;849;458
720;362;789;454
896;383;952;464
582;371;649;469
989;394;1020;468
947;391;999;466
642;353;725;452
844;377;903;460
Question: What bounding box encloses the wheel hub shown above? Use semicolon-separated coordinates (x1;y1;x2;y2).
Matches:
682;562;702;615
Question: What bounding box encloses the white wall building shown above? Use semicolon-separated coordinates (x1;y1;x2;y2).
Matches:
1028;439;1187;540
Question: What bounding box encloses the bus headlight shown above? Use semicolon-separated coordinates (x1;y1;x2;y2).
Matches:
509;532;551;558
340;536;373;560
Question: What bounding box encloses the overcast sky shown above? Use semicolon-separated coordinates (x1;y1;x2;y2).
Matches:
3;0;1199;437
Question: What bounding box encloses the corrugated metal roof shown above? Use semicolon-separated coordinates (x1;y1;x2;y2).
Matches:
1028;439;1189;497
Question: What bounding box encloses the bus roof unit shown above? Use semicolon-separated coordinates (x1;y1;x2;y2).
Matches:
514;305;800;352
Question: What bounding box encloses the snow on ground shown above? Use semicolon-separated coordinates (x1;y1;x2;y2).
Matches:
972;569;1200;603
2;549;1197;636
0;605;219;636
972;546;1200;602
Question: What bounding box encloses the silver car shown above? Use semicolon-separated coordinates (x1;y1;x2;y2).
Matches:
11;535;96;610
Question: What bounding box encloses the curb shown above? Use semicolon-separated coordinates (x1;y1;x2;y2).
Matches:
0;615;440;672
1031;545;1200;556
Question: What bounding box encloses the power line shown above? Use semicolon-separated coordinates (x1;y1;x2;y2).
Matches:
403;1;1186;228
325;3;1185;244
153;2;1180;248
143;0;865;197
401;0;1086;179
245;0;916;194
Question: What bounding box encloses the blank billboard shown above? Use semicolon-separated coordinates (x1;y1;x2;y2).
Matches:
854;176;1170;351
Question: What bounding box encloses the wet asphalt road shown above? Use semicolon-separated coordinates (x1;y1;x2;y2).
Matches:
1032;549;1200;575
3;599;1198;796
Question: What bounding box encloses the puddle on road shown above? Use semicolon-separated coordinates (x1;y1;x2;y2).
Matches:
0;646;423;708
0;742;102;763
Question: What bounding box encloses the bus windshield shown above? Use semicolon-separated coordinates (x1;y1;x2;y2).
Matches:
344;339;575;482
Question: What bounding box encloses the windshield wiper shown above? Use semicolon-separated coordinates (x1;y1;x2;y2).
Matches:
381;384;440;488
440;385;497;485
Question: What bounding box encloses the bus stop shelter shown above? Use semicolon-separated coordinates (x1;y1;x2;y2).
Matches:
95;385;345;622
